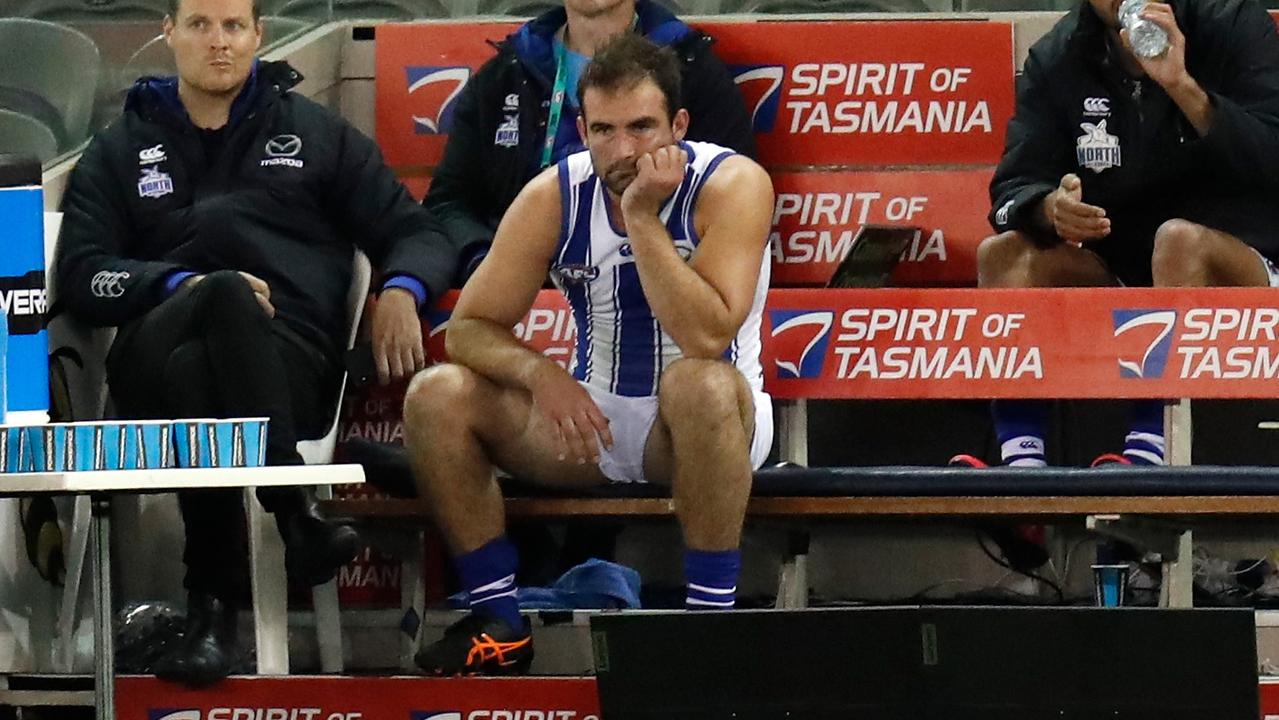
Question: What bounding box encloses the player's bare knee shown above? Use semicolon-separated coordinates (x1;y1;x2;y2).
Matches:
403;363;479;433
1152;219;1207;280
658;359;747;429
976;231;1031;287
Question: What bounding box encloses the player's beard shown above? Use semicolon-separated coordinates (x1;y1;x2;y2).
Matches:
600;160;637;196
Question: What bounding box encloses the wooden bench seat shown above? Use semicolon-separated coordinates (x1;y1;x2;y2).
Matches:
326;458;1279;519
324;454;1279;618
325;493;1279;519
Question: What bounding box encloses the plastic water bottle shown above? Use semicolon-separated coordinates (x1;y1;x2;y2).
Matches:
1119;0;1170;59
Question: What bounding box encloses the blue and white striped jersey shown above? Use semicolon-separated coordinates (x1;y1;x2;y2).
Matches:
550;141;769;398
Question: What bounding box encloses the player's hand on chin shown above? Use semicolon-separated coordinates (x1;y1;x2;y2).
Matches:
621;145;687;218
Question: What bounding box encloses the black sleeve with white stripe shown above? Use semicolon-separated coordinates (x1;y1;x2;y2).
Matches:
987;52;1072;239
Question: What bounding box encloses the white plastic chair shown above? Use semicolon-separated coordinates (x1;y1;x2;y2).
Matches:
309;252;371;672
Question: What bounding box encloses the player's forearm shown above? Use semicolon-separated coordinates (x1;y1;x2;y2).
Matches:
1166;75;1213;138
626;216;737;358
446;317;567;390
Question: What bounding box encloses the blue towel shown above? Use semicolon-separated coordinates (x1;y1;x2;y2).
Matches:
449;558;642;610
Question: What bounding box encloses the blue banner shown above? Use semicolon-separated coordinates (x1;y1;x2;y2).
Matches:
0;186;48;418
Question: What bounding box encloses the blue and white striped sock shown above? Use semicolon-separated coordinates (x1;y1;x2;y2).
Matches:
1124;400;1165;465
1000;435;1048;467
1123;431;1165;465
455;536;522;630
993;400;1049;467
685;549;741;610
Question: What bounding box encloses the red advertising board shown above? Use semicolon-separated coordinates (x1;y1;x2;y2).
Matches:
109;674;1279;720
374;20;1014;170
116;676;601;720
1261;677;1279;718
410;286;1279;401
702;20;1014;167
375;22;520;169
769;169;992;287
763;287;1279;400
422;291;576;367
333;357;416;607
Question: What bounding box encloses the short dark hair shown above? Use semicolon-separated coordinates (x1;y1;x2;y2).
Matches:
168;0;262;21
577;33;682;123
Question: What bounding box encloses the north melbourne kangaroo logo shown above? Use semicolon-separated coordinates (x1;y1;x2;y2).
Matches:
1112;309;1178;379
769;310;834;379
731;65;785;133
406;66;471;134
1076;120;1121;173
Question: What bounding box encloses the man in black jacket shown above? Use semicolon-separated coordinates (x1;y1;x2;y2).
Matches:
56;0;457;686
425;0;756;284
967;0;1279;471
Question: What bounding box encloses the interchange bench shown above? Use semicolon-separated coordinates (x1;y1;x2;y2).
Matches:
326;285;1279;630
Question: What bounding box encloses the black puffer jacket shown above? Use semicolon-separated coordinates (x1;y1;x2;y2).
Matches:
989;0;1279;281
57;60;457;360
423;0;757;284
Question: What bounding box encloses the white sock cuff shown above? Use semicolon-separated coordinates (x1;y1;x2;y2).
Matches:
1001;435;1046;461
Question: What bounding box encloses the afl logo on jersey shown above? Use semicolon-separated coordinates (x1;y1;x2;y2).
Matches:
553;264;599;285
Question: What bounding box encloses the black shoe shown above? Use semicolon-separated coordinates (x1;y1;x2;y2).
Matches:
275;496;360;586
20;497;64;586
415;613;534;676
949;456;1050;572
984;524;1050;572
154;593;241;687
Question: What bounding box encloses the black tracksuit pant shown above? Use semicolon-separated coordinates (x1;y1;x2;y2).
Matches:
106;270;340;600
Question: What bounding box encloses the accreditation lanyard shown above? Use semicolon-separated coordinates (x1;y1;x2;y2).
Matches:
539;40;572;169
540;17;639;169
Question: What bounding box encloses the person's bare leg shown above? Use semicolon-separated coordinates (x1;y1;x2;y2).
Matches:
644;359;755;551
404;363;608;675
977;230;1119;288
1151;219;1270;287
402;363;607;555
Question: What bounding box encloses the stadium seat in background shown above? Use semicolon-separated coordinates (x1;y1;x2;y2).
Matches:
122;34;175;79
17;0;167;23
0;108;61;165
269;0;447;20
0;19;100;154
